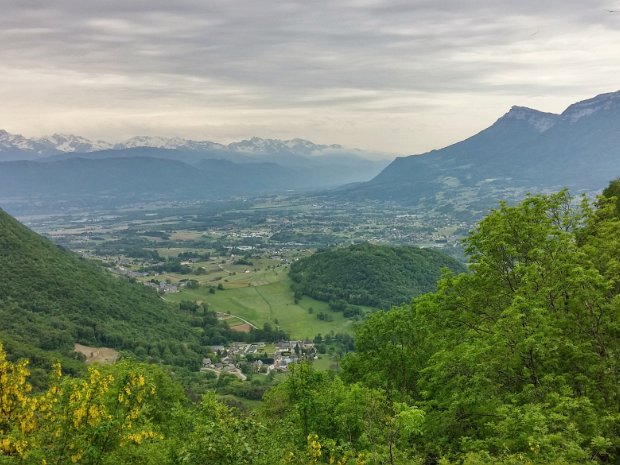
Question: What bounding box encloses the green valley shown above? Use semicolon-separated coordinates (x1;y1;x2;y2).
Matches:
3;187;620;465
165;277;356;339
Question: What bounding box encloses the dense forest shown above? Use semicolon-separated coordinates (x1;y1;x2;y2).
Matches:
0;209;243;382
3;186;620;464
290;243;465;309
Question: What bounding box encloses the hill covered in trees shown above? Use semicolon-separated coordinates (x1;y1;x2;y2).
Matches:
289;243;465;309
0;208;227;377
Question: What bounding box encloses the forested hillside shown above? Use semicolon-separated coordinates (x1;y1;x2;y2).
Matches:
289;243;465;309
0;208;213;377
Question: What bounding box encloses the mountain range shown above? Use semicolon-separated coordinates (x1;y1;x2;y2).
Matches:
2;90;620;214
0;131;384;161
333;90;620;215
0;134;390;212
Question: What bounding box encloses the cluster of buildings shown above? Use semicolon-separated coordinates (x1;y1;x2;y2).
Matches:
200;340;317;380
143;281;179;293
111;265;180;293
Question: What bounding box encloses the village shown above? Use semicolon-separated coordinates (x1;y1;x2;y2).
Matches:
200;340;317;381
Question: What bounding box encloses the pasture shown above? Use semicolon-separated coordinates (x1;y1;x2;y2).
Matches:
165;274;355;339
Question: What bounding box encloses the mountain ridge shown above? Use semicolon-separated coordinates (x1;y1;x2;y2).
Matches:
0;131;389;161
333;90;620;213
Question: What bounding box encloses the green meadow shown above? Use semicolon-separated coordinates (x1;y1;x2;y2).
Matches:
164;266;357;340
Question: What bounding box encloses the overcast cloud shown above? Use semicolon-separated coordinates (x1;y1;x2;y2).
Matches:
1;0;619;154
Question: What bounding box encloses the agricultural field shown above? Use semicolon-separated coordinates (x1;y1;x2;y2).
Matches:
164;271;357;339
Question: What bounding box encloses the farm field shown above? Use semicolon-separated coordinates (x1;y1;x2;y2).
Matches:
165;275;356;339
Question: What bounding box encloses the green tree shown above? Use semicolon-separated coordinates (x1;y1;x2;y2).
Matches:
601;177;620;217
180;393;277;465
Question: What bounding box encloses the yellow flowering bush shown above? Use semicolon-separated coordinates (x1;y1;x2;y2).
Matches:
284;434;368;465
0;343;161;464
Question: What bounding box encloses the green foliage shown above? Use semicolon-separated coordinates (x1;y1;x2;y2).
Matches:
0;209;213;375
0;345;183;465
345;190;620;463
601;177;620;217
289;243;465;309
179;393;278;465
145;258;192;274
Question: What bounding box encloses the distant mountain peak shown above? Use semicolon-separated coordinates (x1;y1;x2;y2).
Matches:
501;106;559;133
0;129;48;153
227;137;343;156
0;129;376;161
340;89;620;209
561;90;620;123
37;133;113;152
119;136;226;151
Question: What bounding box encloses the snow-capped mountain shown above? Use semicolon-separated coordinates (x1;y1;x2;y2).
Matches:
0;131;381;160
0;129;38;152
228;137;344;156
37;134;113;153
0;130;112;159
117;136;226;152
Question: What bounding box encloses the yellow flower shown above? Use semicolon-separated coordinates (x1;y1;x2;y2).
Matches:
14;439;27;457
52;362;62;379
1;438;11;453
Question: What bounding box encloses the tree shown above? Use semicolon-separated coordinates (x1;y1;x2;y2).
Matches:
180;393;277;465
601;177;620;217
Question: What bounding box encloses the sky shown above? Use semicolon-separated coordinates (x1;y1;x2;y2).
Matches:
2;0;620;155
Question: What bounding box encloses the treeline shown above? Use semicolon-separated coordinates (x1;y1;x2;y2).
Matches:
290;242;465;309
93;237;162;260
313;331;355;356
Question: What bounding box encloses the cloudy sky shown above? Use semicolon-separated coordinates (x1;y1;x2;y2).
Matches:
2;0;620;155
